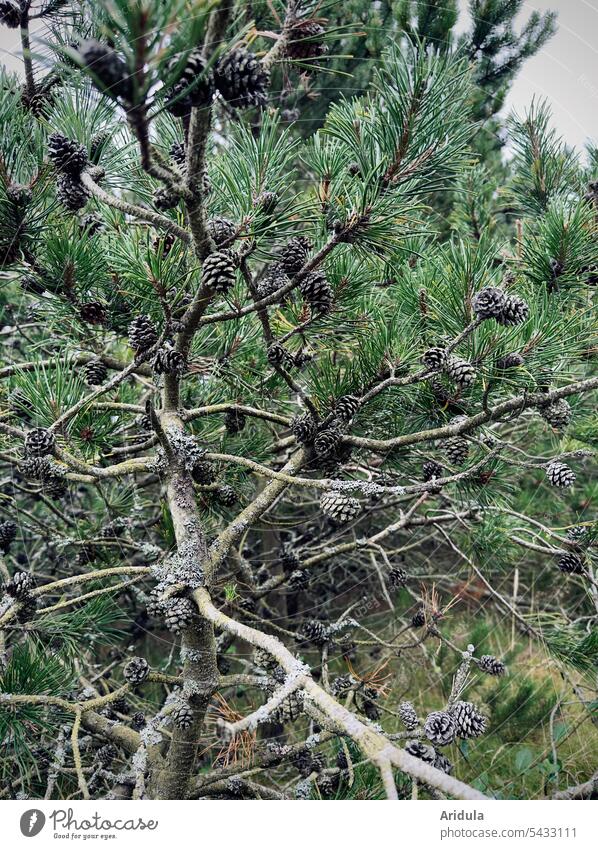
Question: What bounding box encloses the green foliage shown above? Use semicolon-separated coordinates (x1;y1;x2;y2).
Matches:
0;0;595;804
8;356;119;456
542;623;598;673
0;641;75;781
35;596;125;656
508;100;581;216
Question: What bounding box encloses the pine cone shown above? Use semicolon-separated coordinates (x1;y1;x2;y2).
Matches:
274;690;304;723
279;544;301;573
450;701;487;739
422;459;443;481
165;49;214;115
191;459;217;485
42;468;68;500
445;356;476;389
442;436;469;466
20;456;51;479
202;250;236;293
288;569;309;591
405;740;436;764
398;701;419;731
56;173;89;211
472;286;506;319
48;133;88;175
279;236;311;274
421;347;447;371
411;608;426;628
131;712;146;730
291;413;317;444
546;461;575;488
123;656;150;685
171;701;194;730
3;570;34;598
320;490;360;524
267;342;293;367
566;526;589;545
163;597;196;633
214;484;238;507
300;270;333;315
129;315;158;353
253;191;279;214
224;408;246;435
207;217;236;246
152;347;186;377
423;710;456;746
253;647;279;672
153;186;180;211
539;399;571;429
285;20;328;60
82;358;108;385
316;773;338;798
496;294;529;326
331;674;356;696
434;752;453;774
294;350;313;369
79;211;104;233
24;427;55;457
214;48;269;109
78;301;105;325
388;567;408;589
557;552;585;574
96;744;118;766
257;264;290;299
75;40;132;100
299;619;329;646
153;232;176;257
478;655;505;676
16;594;37;623
291;749;323;778
313;425;342;457
169;142;186;171
335;394;359;422
496;352;524;370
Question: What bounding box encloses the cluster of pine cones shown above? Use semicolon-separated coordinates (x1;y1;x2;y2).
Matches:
164;46;269;116
0;569;37;623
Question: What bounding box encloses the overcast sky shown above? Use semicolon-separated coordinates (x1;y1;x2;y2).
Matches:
0;1;596;154
462;0;598;155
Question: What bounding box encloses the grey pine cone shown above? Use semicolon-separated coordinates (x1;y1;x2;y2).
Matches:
546;461;576;488
539;399;571;429
398;701;419;731
128;315;158;353
202;250;236;293
472;286;506;319
320;490;360;524
478;655;505;676
445;356;476;389
123;656;150;685
24;428;55;457
450;700;487;738
171;701;194;729
214;48;269;109
423;710;456;746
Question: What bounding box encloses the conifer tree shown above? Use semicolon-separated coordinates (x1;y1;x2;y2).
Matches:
0;0;595;801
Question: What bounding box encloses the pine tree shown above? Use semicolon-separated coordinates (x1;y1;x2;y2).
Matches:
0;0;595;804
